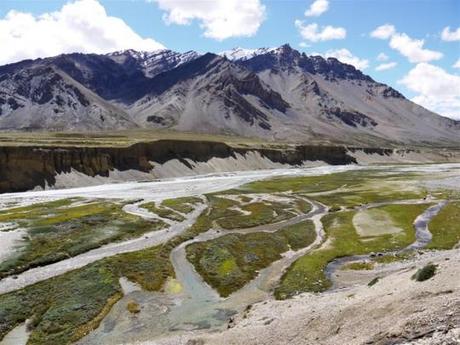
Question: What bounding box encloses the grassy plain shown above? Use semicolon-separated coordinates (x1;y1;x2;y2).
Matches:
427;202;460;249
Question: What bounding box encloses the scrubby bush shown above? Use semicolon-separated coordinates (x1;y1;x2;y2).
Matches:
368;277;380;286
127;300;141;314
412;264;437;282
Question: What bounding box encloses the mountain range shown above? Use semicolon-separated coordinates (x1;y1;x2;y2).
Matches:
0;44;458;146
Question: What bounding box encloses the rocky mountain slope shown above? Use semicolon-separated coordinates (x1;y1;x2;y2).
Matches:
0;44;458;145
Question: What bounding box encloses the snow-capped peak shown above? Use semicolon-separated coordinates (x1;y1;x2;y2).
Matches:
219;47;276;61
108;48;167;61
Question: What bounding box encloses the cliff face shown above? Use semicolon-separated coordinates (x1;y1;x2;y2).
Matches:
0;140;457;194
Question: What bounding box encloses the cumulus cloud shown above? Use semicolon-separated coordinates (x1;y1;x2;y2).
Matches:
0;0;164;66
320;48;369;70
370;24;442;63
399;63;460;119
441;26;460;41
304;0;329;17
375;61;397;71
389;33;443;63
376;52;389;61
154;0;266;41
295;21;346;42
454;58;460;69
370;24;395;39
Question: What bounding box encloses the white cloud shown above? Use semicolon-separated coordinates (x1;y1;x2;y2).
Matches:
399;63;460;119
454;58;460;69
370;24;395;39
370;24;443;63
0;0;164;66
441;26;460;41
304;0;329;17
389;33;443;63
295;21;346;42
299;42;310;48
321;48;369;70
154;0;265;41
375;61;397;71
376;52;389;61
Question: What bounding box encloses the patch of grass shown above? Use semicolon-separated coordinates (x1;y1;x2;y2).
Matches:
341;261;374;270
293;198;312;214
0;264;121;345
314;188;425;209
198;194;297;230
216;201;296;229
427;202;460;249
412;264;437;282
187;220;316;297
275;204;429;299
141;202;185;222
241;171;366;194
0;202;166;278
0;199;76;224
126;301;141;314
277;221;317;250
374;252;413;264
161;197;202;214
241;170;425;209
242;170;420;194
239;195;252;203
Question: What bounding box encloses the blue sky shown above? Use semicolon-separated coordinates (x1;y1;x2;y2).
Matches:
1;0;459;118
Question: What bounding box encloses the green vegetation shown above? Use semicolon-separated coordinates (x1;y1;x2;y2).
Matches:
341;261;374;270
427;202;460;249
374;252;413;264
277;221;317;250
242;170;426;209
313;188;425;209
0;201;166;278
187;220;316;297
216;201;295;229
126;301;141;314
0;199;217;345
141;197;203;222
161;197;202;214
0;168;452;343
293;197;312;214
195;194;301;230
412;264;437;282
141;197;202;222
0;242;173;345
141;202;185;222
368;277;380;287
275;204;429;299
0;199;76;223
0;265;122;345
0;129;272;148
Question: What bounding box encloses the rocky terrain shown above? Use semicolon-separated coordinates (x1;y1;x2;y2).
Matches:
0;44;459;146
